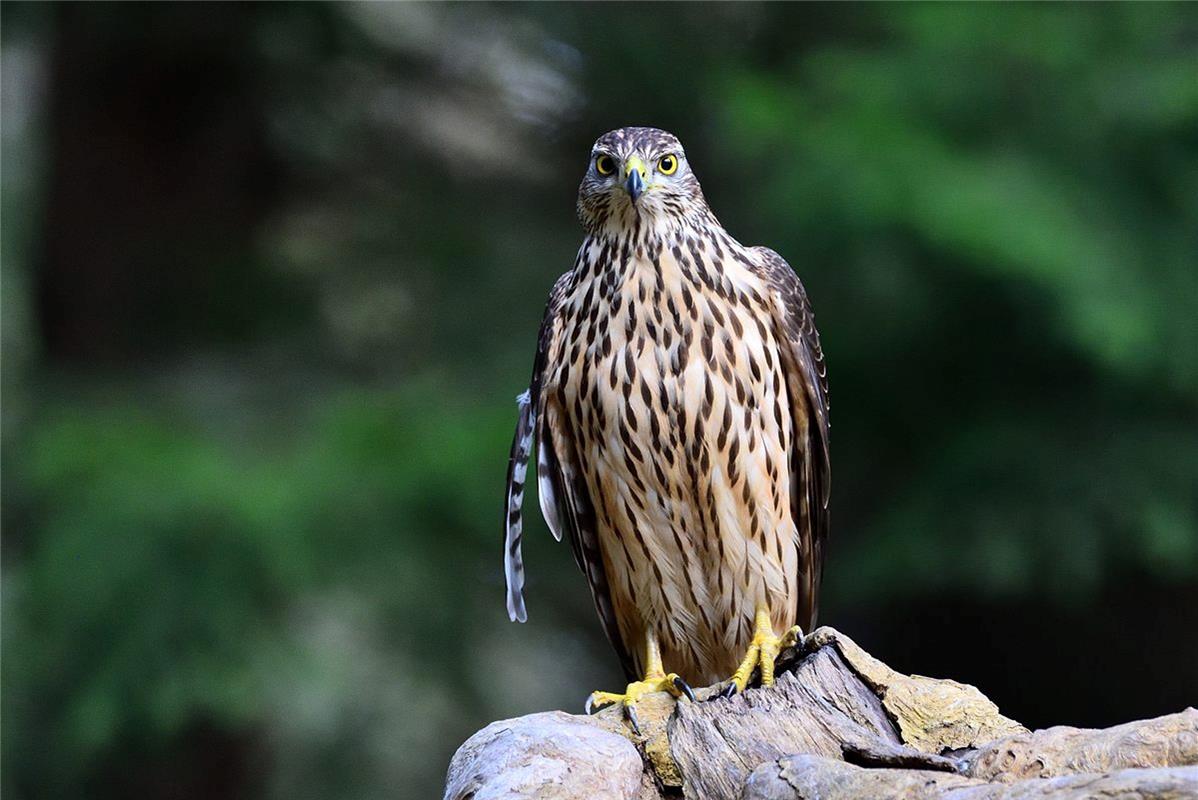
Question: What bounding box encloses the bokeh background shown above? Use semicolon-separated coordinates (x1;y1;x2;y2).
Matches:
3;3;1197;798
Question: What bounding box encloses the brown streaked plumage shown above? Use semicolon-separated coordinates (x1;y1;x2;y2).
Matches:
504;127;829;692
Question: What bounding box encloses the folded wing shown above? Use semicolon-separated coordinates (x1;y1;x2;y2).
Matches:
751;247;831;630
502;272;636;678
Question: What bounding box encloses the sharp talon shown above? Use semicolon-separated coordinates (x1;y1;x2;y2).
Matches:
586;693;616;715
673;675;696;703
780;625;805;652
625;704;642;736
721;682;738;699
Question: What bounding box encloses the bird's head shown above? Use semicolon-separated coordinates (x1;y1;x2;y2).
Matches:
577;127;707;233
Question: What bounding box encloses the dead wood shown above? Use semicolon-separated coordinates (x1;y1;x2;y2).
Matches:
443;627;1198;800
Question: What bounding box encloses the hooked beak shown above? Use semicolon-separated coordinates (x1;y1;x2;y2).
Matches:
624;156;646;204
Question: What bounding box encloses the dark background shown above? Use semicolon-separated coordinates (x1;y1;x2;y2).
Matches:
3;3;1196;799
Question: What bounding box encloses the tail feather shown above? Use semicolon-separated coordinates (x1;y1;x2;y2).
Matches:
503;390;534;622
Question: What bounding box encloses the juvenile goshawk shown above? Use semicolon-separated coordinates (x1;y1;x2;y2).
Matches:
503;127;829;722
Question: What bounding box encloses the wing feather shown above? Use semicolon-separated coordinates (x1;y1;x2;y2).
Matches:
751;247;830;630
539;396;637;680
502;270;636;678
503;274;569;622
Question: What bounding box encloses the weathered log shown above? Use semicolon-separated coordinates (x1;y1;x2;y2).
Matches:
443;627;1198;800
744;756;1198;799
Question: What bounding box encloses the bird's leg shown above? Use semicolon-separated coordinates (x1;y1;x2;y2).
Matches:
585;629;695;734
723;606;804;696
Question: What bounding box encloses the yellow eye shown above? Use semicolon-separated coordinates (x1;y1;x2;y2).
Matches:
657;154;678;175
595;154;615;175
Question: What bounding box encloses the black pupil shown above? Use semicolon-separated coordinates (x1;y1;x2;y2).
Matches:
662;157;674;170
598;157;611;172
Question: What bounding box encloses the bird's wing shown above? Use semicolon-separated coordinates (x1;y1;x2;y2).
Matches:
503;273;570;623
538;397;637;680
503;272;636;678
750;247;830;630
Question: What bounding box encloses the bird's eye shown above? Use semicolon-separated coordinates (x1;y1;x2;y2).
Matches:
595;154;615;175
657;154;678;175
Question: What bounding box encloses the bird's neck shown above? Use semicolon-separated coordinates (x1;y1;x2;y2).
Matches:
586;204;728;254
575;211;745;294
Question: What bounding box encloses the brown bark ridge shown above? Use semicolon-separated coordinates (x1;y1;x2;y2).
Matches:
444;627;1198;800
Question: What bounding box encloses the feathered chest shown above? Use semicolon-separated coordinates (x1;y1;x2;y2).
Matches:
546;236;789;469
537;232;806;678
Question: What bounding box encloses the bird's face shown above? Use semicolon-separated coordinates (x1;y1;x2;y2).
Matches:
577;127;706;232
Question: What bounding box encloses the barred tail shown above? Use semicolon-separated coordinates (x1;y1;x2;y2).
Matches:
503;390;534;622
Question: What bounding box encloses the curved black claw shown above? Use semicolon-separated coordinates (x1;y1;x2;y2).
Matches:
719;681;738;699
585;695;615;715
625;704;642;736
673;675;697;703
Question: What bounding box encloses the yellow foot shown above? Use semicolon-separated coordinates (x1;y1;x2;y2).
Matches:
722;609;805;696
585;672;696;735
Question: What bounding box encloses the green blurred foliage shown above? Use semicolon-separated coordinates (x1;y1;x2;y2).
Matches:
2;3;1196;799
5;389;518;798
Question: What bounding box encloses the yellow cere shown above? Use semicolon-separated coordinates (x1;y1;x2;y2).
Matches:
624;155;647;179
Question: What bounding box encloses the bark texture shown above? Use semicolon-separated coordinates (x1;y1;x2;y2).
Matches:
443;627;1198;800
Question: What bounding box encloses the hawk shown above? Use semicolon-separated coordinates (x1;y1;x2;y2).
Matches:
503;127;829;724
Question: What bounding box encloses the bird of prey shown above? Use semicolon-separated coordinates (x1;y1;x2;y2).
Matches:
503;127;829;723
